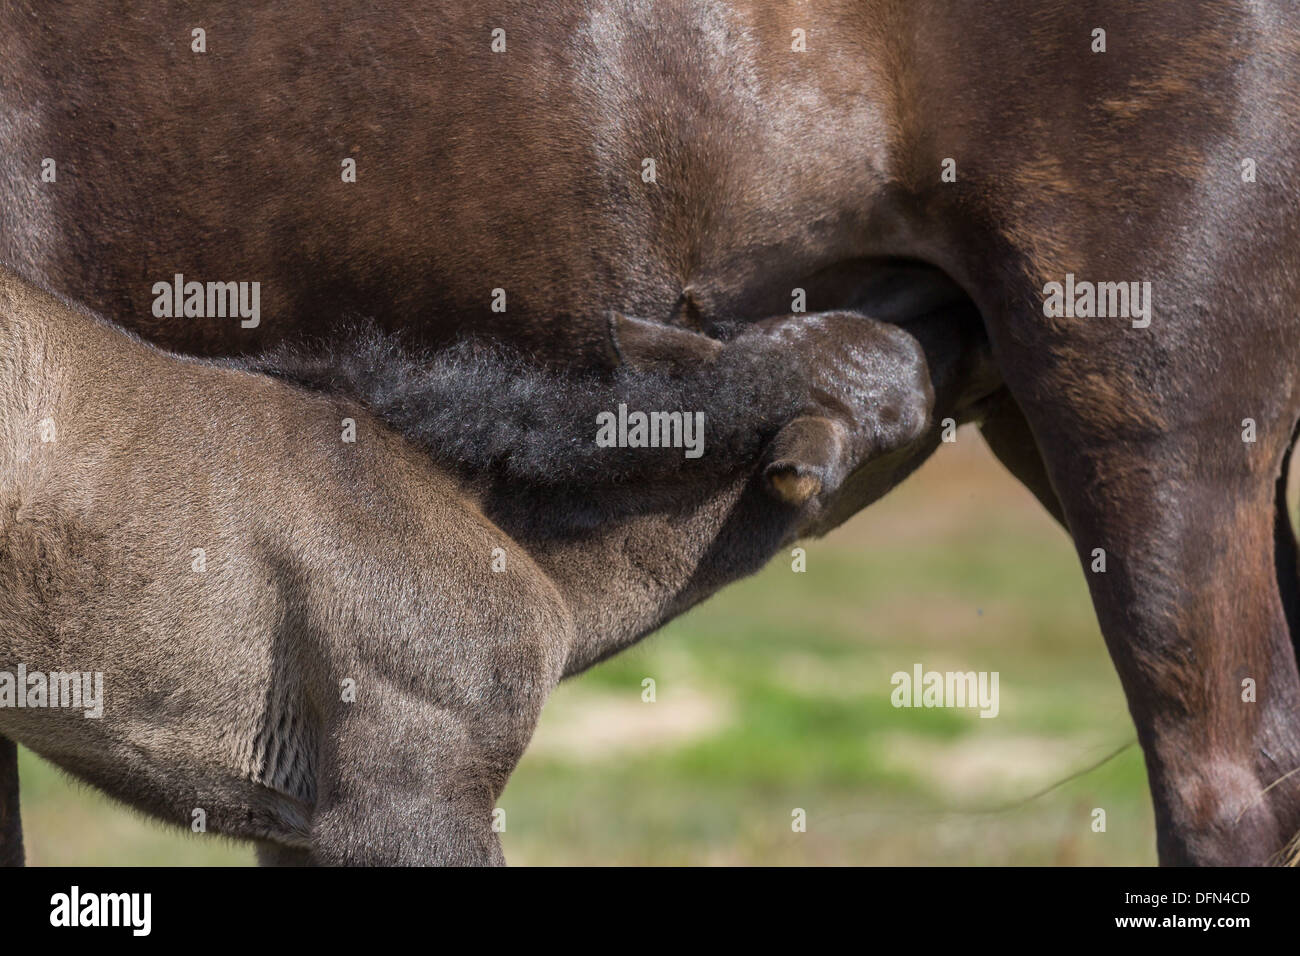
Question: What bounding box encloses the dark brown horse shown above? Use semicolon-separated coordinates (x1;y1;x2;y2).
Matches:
3;0;1299;864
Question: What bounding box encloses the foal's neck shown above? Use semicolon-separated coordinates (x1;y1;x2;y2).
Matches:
482;471;798;676
243;320;813;672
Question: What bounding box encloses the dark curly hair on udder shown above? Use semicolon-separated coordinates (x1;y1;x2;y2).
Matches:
243;322;806;491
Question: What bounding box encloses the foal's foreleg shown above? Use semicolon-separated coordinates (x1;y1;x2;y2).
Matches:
309;696;520;866
256;843;317;866
0;735;23;866
308;614;564;866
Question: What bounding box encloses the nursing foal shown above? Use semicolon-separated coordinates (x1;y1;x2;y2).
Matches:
0;266;984;864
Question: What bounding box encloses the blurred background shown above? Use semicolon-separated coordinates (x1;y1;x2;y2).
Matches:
16;426;1156;865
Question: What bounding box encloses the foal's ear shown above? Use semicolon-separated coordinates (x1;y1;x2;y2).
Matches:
606;311;724;373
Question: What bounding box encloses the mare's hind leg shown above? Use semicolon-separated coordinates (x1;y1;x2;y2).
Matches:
978;388;1067;528
984;300;1300;864
0;735;23;866
1273;429;1300;672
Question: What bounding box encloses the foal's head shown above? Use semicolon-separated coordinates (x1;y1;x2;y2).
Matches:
249;304;954;535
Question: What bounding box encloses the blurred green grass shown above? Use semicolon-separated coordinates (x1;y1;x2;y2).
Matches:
16;428;1155;865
